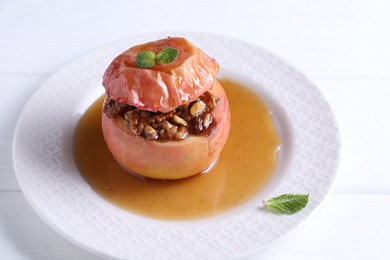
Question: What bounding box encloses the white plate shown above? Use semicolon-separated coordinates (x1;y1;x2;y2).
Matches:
13;32;340;260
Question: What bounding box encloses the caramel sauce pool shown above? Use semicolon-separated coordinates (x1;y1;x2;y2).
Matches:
73;79;280;220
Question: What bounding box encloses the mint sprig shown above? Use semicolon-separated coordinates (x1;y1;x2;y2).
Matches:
135;47;179;69
135;51;156;69
264;194;309;214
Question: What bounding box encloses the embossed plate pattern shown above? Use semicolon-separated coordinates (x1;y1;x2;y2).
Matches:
13;32;340;260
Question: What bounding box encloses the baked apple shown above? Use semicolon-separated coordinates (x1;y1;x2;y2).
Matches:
101;37;230;179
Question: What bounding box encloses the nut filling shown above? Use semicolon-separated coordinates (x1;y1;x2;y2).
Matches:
103;91;220;141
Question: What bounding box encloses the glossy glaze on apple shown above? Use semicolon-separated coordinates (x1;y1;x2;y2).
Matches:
73;79;280;220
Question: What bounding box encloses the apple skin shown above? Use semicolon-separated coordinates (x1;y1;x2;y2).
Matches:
101;80;230;180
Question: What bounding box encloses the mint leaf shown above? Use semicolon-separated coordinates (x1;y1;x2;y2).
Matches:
264;194;309;214
156;47;179;64
135;51;156;68
135;48;179;68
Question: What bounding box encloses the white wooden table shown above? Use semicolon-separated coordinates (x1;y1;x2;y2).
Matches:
1;1;390;259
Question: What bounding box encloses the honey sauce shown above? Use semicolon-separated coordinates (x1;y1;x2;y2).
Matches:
73;79;280;220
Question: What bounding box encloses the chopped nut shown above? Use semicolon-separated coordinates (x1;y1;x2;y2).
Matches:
162;120;178;139
162;120;175;131
193;116;204;134
203;91;216;110
149;111;173;124
175;126;189;140
124;110;137;122
172;115;188;126
127;111;140;135
144;125;158;140
203;113;213;129
138;120;147;134
190;101;206;117
159;129;165;137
